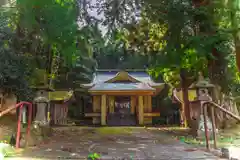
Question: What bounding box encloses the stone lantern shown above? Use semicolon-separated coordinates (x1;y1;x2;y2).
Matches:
192;76;215;138
33;88;52;126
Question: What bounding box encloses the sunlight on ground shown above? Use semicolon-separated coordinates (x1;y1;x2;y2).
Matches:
5;157;34;160
95;127;134;135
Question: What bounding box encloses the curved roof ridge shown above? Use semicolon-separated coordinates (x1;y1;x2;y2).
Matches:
104;71;140;83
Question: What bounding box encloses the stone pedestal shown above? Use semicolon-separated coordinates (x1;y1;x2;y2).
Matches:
197;115;218;139
221;146;240;160
35;102;48;125
34;91;50;126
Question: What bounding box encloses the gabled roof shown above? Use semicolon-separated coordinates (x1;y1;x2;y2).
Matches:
104;71;140;83
82;70;164;89
89;83;155;91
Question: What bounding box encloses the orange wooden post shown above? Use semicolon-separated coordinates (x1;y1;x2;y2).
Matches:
138;96;144;125
54;105;57;125
16;104;23;148
93;96;101;124
130;96;136;114
147;95;152;124
101;94;107;125
26;102;32;147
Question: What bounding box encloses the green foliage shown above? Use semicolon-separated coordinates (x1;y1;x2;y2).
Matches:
3;0;98;90
97;0;240;96
0;47;33;100
93;29;150;69
14;0;79;62
1;0;240;99
0;10;33;100
88;153;101;160
0;142;15;158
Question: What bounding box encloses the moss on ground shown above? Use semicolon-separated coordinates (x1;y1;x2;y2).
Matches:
153;125;240;148
95;127;133;135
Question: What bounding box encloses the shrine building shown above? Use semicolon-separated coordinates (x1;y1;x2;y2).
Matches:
82;69;165;126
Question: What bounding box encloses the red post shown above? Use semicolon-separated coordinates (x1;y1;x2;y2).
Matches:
0;102;33;148
16;104;23;148
26;103;32;147
15;102;33;148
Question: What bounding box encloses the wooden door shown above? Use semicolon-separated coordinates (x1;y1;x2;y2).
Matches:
107;96;136;126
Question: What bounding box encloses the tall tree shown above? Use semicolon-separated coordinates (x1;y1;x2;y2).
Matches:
95;0;240;127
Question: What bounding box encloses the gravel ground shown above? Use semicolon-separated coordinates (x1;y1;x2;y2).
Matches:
6;127;225;160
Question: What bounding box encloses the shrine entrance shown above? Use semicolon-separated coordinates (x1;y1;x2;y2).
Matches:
83;70;164;126
107;96;137;126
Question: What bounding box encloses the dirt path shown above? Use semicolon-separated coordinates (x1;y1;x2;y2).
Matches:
6;127;224;160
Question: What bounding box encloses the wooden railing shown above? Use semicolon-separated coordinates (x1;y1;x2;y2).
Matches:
0;102;32;148
201;101;240;151
53;104;68;125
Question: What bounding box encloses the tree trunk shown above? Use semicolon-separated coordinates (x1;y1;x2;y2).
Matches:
0;90;3;109
235;34;240;71
180;69;192;127
182;87;190;127
231;7;240;71
48;52;60;89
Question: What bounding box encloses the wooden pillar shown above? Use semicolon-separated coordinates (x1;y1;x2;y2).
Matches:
60;106;63;125
147;96;152;112
147;95;152;124
130;96;136;114
180;69;191;127
64;104;68;124
93;96;101;124
109;96;115;113
101;94;107;125
93;96;100;112
54;105;57;125
0;92;3;108
144;96;148;112
138;96;144;125
182;87;190;127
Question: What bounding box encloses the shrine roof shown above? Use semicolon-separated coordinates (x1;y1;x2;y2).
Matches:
89;83;155;91
82;70;164;88
94;71;150;83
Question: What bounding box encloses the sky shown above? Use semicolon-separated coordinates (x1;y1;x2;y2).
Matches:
87;0;107;34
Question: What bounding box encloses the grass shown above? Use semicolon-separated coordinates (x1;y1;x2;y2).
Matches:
0;115;17;143
150;125;240;148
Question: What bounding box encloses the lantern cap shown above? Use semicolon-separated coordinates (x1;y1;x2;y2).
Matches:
34;96;50;102
189;79;215;89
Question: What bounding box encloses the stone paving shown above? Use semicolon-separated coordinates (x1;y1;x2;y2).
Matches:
6;127;225;160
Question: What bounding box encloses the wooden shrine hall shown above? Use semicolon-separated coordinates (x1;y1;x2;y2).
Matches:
82;69;165;126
